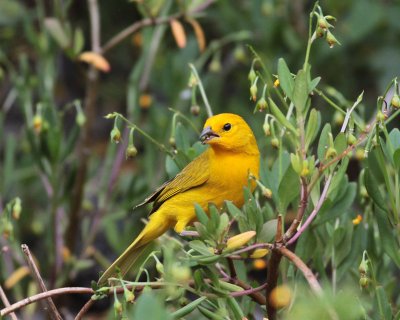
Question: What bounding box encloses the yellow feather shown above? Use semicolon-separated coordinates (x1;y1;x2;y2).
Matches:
98;113;260;285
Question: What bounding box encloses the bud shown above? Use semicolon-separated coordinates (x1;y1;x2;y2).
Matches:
263;121;271;136
261;187;272;198
358;257;368;275
226;231;256;250
256;97;268;112
326;30;340;48
300;160;310;177
169;137;176;148
2;220;13;239
139;94;152;109
333;111;344;126
12;198;22;220
253;258;267;270
376;110;386;122
271;138;279;148
318;17;329;29
250;248;269;259
171;265;191;283
325;147;337;159
355;148;365;161
125;145;138;159
124;287;135;303
188;73;198;87
209;58;221;73
316;26;325;38
32;115;42;134
269;285;292;309
360;186;368;198
104;113;117;119
76;112;86;127
391;94;400;109
233;46;246;62
110;127;121;143
250;83;258;101
248;68;256;83
156;261;164;275
359;276;369;288
273;79;280;88
347;133;357;146
190;105;200;116
113;298;123;316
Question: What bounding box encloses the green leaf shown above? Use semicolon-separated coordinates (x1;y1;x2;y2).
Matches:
189;240;213;256
364;170;388;213
44;18;70;49
334;133;347;155
132;292;171;320
278;165;300;212
225;201;243;219
277;58;294;99
305;108;320;149
375;286;393;320
393;149;400;169
389;128;400;151
195;203;209;225
376;208;400;267
318;123;331;161
171;297;207;319
309;76;321;92
327;157;349;200
293;69;309;113
268;98;298;136
257;219;277;243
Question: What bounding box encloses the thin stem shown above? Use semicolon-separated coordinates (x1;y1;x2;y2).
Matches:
189;63;213;117
0;285;18;320
74;299;95;320
287;174;332;245
21;244;62;320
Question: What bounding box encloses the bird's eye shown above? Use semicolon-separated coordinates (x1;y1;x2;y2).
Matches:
223;123;232;131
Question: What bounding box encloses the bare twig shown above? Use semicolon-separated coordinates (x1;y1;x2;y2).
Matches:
287;174;332;246
278;247;322;295
284;177;308;242
230;282;268;299
0;285;18;320
266;249;282;319
1;287;93;317
21;244;62;320
227;258;237;279
74;299;95;320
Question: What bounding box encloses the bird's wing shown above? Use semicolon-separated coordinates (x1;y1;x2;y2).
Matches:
135;150;210;213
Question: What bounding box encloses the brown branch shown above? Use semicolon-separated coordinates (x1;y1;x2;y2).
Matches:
21;244;62;320
0;285;18;320
1;287;93;317
74;299;95;320
231;279;266;305
284;177;308;242
278;247;322;295
266;248;282;319
227;258;237;279
230;281;267;301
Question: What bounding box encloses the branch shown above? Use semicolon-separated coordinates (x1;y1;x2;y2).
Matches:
0;285;18;320
278;247;322;295
284;177;308;242
1;287;93;317
74;299;95;320
287;174;332;246
21;244;62;320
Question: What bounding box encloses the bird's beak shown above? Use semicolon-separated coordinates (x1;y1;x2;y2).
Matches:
200;126;219;144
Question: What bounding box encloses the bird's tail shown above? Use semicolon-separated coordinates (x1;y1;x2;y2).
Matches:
98;211;170;285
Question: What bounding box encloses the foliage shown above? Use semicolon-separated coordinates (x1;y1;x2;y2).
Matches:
1;0;400;319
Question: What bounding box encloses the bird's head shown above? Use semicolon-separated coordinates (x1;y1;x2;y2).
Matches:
200;113;259;154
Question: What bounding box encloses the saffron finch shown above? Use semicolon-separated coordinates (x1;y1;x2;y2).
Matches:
98;113;260;284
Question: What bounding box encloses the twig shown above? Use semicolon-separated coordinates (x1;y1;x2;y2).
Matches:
0;285;18;320
227;258;237;279
266;248;282;319
1;287;93;317
278;247;322;295
229;242;273;256
284;177;308;242
21;244;62;320
74;299;95;320
230;282;268;299
287;174;332;246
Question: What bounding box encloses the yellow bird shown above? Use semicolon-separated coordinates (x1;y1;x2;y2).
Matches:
98;113;260;285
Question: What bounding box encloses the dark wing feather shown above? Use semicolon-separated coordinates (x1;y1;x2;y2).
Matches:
135;151;210;214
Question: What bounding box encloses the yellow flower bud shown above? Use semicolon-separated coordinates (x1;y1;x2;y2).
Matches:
347;133;357;146
125;145;138;159
250;248;269;259
325;147;337;159
33;115;42;134
352;214;362;225
262;187;272;198
391;94;400;109
250;83;258;102
271;138;280;148
253;258;267;270
273;79;280;88
359;276;369;288
269;285;292;309
12;198;22;220
124;287;135;303
226;231;256;250
110;127;121;144
248;68;256;83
